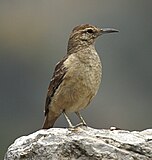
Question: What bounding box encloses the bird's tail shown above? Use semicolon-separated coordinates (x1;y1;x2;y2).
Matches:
42;111;60;129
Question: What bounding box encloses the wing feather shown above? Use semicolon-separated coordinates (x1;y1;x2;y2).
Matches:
44;56;68;115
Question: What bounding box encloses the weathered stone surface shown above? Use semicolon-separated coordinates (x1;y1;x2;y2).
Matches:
4;127;152;160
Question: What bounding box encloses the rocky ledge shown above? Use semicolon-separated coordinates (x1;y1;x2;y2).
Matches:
4;127;152;160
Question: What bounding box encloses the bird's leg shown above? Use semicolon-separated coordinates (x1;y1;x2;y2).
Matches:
75;112;87;126
63;111;74;128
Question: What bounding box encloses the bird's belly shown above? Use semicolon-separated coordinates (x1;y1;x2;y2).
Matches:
51;61;101;113
63;80;93;112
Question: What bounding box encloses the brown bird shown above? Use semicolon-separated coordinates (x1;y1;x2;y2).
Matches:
42;24;118;129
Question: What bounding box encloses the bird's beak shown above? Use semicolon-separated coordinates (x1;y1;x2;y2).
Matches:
100;28;119;35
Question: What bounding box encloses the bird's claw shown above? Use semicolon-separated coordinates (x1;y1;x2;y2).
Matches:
68;122;87;131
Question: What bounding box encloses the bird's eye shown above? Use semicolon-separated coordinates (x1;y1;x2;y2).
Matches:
86;29;94;34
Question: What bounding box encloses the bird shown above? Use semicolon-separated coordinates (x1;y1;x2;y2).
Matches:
42;24;118;129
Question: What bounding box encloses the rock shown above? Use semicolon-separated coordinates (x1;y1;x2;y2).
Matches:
4;127;152;160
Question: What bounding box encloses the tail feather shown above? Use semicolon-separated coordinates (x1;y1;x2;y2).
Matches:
42;112;59;129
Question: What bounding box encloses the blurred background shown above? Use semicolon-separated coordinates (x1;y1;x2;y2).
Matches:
0;0;152;158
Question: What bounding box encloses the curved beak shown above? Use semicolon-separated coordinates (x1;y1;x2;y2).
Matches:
100;28;119;34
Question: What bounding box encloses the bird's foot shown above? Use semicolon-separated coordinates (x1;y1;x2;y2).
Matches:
75;122;87;128
68;122;87;131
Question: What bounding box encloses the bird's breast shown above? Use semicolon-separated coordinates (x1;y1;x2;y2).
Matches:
64;49;102;96
51;49;102;113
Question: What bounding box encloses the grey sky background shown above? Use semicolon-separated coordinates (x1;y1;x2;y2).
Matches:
0;1;152;158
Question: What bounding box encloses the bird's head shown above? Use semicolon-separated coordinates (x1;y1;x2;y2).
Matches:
67;24;118;53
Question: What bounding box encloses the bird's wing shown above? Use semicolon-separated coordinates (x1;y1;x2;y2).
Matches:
44;56;68;116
